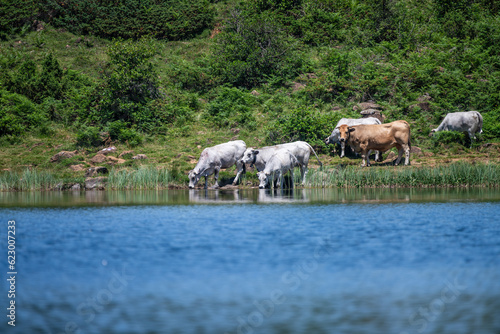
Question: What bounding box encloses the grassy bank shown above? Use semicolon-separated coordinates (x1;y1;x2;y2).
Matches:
1;162;499;191
305;162;500;188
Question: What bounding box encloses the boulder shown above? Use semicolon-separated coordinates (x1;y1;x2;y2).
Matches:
71;183;81;190
85;166;108;177
132;154;147;160
106;156;126;165
69;164;85;172
360;109;385;122
50;150;77;163
353;102;382;111
85;177;106;190
118;150;134;159
97;146;117;155
90;154;107;164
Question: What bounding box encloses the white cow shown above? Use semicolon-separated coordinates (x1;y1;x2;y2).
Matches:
431;111;483;140
241;141;322;185
257;149;299;189
325;117;382;159
188;140;246;189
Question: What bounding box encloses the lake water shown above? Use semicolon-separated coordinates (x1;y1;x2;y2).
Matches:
1;188;499;334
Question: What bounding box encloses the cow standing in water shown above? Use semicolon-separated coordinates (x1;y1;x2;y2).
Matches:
338;120;411;167
240;141;322;185
188;140;246;189
431;111;483;143
257;149;299;189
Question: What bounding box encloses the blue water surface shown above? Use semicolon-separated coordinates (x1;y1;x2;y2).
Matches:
0;189;499;334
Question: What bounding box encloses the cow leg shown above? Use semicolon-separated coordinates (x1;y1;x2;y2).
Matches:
289;169;294;189
340;142;345;158
213;167;220;188
360;150;370;167
404;145;411;165
232;160;245;185
279;171;284;190
204;175;208;189
395;146;404;165
300;165;308;185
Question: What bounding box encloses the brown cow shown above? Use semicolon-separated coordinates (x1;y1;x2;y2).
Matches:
338;120;411;167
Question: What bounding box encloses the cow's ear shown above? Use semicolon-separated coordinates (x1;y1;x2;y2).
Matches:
254;150;259;155
348;127;355;133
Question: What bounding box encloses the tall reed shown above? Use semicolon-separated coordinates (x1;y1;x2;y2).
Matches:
0;169;59;191
107;166;170;190
305;162;500;188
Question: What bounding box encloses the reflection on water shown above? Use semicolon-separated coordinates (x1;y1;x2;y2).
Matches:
1;187;500;207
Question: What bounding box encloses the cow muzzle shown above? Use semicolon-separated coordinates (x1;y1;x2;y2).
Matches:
340;138;345;143
259;186;265;189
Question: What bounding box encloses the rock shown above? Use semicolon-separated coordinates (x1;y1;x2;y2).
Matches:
71;183;81;190
417;93;432;102
106;156;126;165
385;151;397;161
69;164;85;172
132;154;147;160
85;166;108;177
292;82;306;92
118;150;134;159
98;146;117;155
50;150;77;163
353;102;382;111
410;146;423;155
85;177;106;190
360;109;385;122
90;154;106;164
251;90;260;96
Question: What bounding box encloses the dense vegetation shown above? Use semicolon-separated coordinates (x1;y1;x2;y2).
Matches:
0;0;499;188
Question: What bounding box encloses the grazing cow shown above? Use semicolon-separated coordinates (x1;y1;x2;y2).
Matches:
257;149;299;189
241;141;322;185
325;117;382;159
338;120;411;167
188;140;246;189
431;111;483;141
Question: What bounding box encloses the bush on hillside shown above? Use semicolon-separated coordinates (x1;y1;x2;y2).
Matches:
40;0;214;40
205;87;256;129
0;89;48;136
210;9;307;88
265;106;339;152
0;1;39;39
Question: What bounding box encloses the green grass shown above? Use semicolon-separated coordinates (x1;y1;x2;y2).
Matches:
0;169;59;191
107;166;170;190
304;162;500;188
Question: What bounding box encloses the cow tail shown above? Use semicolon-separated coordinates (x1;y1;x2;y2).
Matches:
306;143;323;169
477;111;483;134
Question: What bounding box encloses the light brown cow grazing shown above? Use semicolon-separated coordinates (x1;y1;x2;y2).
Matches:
338;120;411;167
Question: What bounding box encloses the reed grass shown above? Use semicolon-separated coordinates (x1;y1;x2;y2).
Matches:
0;169;59;191
107;166;170;190
304;162;500;188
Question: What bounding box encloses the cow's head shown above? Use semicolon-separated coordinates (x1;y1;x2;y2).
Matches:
188;170;201;189
325;128;340;145
241;148;259;166
338;124;355;143
257;171;270;189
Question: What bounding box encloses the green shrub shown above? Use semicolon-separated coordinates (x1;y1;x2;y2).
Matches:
266;105;339;151
431;130;469;147
0;0;39;39
210;9;307;88
41;0;214;40
107;120;143;147
0;89;47;136
3;53;65;103
205;87;256;129
87;37;161;131
76;126;103;147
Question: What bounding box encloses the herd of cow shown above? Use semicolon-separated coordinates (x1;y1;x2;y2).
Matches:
188;110;484;189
